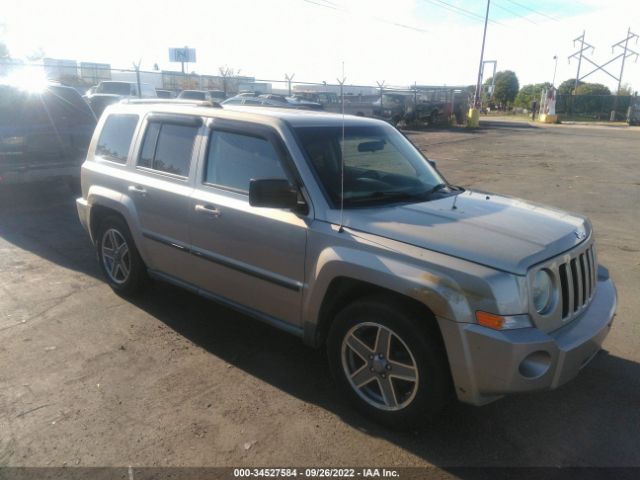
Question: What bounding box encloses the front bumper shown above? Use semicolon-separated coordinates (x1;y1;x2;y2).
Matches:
439;266;617;406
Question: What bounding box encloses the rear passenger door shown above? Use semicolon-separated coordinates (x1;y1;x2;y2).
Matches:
129;114;202;279
188;119;308;327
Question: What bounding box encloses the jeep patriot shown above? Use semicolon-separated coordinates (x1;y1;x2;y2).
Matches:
76;101;617;427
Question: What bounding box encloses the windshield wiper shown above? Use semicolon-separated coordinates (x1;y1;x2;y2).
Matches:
345;190;424;204
429;183;449;194
427;183;465;194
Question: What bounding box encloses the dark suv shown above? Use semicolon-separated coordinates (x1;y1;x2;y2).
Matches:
0;84;96;188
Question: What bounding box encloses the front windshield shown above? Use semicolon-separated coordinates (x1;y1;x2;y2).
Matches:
294;124;447;207
98;82;131;95
179;91;205;100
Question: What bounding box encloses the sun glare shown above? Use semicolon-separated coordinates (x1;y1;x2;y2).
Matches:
2;67;50;93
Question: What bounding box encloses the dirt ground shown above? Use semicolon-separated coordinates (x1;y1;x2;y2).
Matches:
0;119;638;472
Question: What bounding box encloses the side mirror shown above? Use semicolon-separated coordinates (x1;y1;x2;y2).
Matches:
428;159;437;168
249;178;299;209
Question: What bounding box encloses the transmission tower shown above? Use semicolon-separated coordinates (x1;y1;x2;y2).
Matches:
568;29;638;119
568;31;595;93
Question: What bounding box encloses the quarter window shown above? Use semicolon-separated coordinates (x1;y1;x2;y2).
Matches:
205;131;287;192
96;114;139;163
138;121;199;177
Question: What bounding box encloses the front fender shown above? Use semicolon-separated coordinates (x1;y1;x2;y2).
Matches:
302;244;476;346
301;224;528;346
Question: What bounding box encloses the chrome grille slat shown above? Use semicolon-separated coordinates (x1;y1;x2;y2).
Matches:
572;258;582;311
565;260;575;317
557;242;596;321
584;248;593;298
579;253;587;302
591;245;598;292
559;264;570;318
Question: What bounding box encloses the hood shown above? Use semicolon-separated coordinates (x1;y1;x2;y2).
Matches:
342;190;590;275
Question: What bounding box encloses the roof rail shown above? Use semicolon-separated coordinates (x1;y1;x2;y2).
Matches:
120;98;222;108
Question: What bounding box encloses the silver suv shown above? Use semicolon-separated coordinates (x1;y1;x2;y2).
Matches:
77;101;617;428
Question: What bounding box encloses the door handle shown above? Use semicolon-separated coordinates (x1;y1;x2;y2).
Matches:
128;185;147;196
194;204;221;217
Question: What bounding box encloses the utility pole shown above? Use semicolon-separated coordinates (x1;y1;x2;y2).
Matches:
376;80;385;113
285;73;295;97
132;59;142;99
473;0;491;109
413;81;418;121
336;76;346;112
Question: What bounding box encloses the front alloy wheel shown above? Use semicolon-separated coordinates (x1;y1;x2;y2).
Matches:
328;296;452;428
342;323;419;411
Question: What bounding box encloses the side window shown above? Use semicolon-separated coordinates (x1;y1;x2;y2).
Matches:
205;131;287;192
137;121;198;177
138;122;160;169
95;114;139;163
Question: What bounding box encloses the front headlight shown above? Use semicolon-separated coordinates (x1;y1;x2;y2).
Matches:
532;269;553;313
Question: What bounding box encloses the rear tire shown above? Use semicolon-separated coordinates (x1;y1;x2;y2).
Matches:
96;215;148;296
327;296;452;429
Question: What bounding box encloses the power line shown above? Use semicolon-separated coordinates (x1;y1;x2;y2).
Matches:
503;0;559;22
302;0;429;33
302;0;339;11
492;0;539;25
423;0;505;26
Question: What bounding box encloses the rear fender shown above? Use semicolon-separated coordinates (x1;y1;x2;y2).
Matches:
86;185;149;264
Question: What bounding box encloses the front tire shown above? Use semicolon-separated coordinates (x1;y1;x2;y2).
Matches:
327;296;452;429
96;216;148;296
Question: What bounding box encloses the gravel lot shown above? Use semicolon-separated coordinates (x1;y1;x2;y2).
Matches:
1;119;638;472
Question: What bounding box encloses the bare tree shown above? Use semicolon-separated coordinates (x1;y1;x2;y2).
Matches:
219;66;241;96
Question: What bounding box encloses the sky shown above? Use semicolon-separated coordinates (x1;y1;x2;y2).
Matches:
1;0;639;91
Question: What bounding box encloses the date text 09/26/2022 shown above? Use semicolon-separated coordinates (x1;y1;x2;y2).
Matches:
233;468;400;478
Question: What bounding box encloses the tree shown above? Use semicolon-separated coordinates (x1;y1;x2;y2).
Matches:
515;82;551;108
219;66;241;96
0;42;9;59
575;83;611;96
484;70;519;107
558;78;583;95
26;47;45;61
617;83;633;96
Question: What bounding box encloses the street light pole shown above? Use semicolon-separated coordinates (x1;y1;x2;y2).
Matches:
473;0;491;109
552;55;558;86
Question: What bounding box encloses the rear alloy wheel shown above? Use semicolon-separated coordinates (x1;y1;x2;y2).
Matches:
101;228;131;285
328;297;452;428
96;216;147;296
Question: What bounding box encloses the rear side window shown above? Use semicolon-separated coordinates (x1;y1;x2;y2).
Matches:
205;131;287;192
138;122;199;177
96;114;139;163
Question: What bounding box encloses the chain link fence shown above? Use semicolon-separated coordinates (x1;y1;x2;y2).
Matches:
555;94;634;121
1;60;472;127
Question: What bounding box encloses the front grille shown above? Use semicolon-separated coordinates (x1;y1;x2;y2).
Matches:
558;244;597;320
